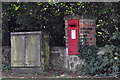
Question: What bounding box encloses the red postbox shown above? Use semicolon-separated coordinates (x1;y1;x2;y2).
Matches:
64;15;96;70
68;19;79;55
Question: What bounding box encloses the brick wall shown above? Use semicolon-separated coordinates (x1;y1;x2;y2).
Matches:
79;19;96;45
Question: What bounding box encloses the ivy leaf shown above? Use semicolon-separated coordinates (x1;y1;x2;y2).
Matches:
103;73;107;77
94;62;98;67
114;52;118;56
98;54;102;59
105;45;112;53
104;68;107;71
104;56;108;62
116;47;120;51
113;65;119;72
110;31;119;40
118;37;120;40
110;58;114;63
102;62;107;67
90;67;95;74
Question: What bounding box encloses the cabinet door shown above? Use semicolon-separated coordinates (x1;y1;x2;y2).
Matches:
25;35;41;67
11;35;25;67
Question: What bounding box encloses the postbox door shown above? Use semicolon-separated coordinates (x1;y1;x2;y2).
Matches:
68;19;79;55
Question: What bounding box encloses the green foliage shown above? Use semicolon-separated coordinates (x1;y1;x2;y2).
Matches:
2;2;120;46
77;35;99;75
2;64;11;70
77;32;120;77
110;31;120;40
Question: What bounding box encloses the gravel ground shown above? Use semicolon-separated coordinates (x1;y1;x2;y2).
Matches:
2;69;93;79
2;69;115;79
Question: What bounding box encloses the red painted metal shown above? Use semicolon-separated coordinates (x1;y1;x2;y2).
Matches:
68;19;79;55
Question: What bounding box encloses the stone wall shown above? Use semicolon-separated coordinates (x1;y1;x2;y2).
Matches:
50;47;85;71
2;46;66;71
2;46;65;71
2;46;82;71
50;47;65;69
2;46;11;69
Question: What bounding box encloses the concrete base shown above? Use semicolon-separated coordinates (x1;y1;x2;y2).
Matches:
50;47;84;71
65;55;85;71
11;67;42;73
50;47;65;69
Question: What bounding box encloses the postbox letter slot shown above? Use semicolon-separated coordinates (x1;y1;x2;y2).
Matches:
69;24;76;27
71;30;76;39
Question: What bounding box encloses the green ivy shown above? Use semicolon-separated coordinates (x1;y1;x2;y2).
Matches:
77;32;120;77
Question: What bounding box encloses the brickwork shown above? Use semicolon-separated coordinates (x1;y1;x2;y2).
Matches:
79;19;96;46
64;15;96;71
